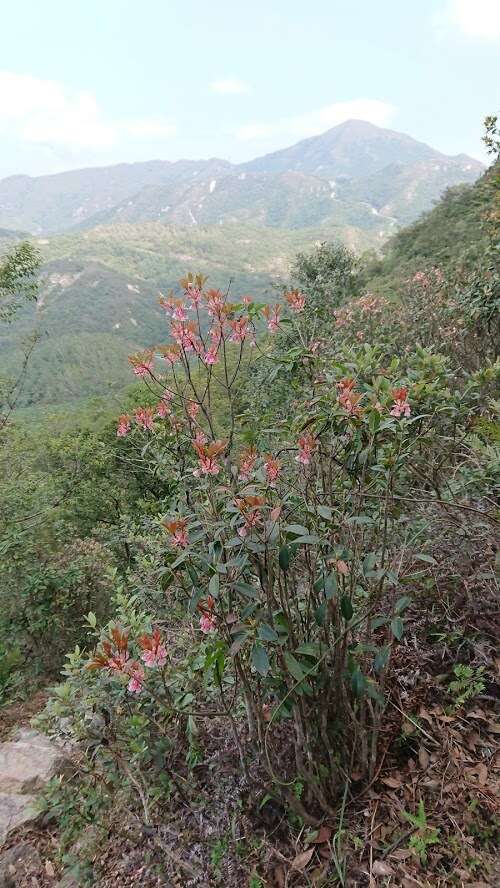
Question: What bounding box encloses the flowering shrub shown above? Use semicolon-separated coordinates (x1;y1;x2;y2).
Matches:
40;265;498;830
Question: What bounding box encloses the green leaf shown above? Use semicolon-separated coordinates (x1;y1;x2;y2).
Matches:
186;563;199;585
229;632;249;656
340;596;353;621
295;642;322;658
283;652;306;682
234;581;258;599
279;545;290;571
373;645;390;673
366;680;385;706
188;587;203;614
284;524;310;536
317;505;333;520
372;615;388;630
315;602;326;626
258;623;278;642
251;643;269;676
394;595;411;614
208;573;220;598
351;668;366;698
293;534;321;545
414;553;437;565
85;612;97;629
391;616;404;641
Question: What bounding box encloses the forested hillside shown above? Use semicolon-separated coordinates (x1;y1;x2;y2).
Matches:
0;121;484;411
0;129;498;886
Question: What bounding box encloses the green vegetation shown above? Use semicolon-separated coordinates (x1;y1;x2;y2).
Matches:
0;132;498;887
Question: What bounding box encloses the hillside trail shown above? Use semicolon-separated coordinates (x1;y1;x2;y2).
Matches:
0;692;74;887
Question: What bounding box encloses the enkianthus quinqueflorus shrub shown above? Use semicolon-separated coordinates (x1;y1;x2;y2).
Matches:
49;273;490;823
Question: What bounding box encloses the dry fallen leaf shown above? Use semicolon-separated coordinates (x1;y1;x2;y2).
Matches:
291;847;315;870
273;864;286;887
381;775;402;788
372;859;394;876
418;746;430;769
308;825;332;844
391;848;413;860
45;860;55;878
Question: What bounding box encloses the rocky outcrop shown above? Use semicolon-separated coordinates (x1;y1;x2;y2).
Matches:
0;730;69;846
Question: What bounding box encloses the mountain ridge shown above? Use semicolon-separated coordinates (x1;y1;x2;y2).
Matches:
0;120;483;235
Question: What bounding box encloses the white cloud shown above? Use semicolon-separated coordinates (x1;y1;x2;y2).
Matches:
441;0;500;40
210;79;251;95
236;99;396;142
122;117;177;140
0;71;177;153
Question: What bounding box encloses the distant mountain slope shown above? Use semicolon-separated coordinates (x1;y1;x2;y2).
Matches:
75;170;392;234
0;158;232;234
240;119;482;179
2;219;373;407
0;121;483;235
366;163;498;294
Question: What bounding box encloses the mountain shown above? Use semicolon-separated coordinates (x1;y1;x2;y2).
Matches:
0;120;486;409
0;158;232;234
240;119;483;180
2;219;373;408
0;121;483;235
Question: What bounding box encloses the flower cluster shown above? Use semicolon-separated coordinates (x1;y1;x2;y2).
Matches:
117;414;131;437
198;596;216;633
128;351;154;378
285;289;306;313
337;378;363;417
390;387;411;418
87;626;167;695
296;433;317;466
163;517;189;548
235;495;265;538
192;439;226;476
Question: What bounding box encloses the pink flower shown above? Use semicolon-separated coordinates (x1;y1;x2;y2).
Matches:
117;414;131;437
264;455;281;485
390;387;411;419
172;302;189;321
262;304;281;333
139;628;168;669
203;348;219;365
412;271;429;288
285;289;306;313
296;433;316;465
161;345;181;366
185;283;203;305
108;651;130;672
156;400;171;418
235;495;265;537
129;353;154;378
127;663;145;694
170;320;200;352
199;614;216;633
194;429;208;445
242;295;253;306
206;289;226;319
163;518;189;548
238;446;257;481
192;440;226;476
187;400;200;419
142;647;167;668
229;316;250;343
135;407;155;431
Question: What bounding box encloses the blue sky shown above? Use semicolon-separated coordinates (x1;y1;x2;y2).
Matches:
0;0;498;178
